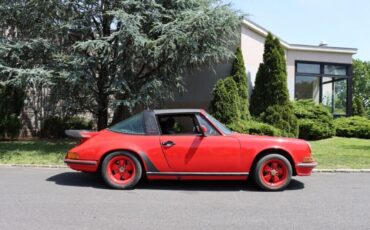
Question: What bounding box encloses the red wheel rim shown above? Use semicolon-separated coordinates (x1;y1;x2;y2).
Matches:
259;159;288;187
106;156;136;185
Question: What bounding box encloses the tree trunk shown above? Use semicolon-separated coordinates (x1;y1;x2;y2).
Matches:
96;93;109;130
96;64;109;130
96;0;112;131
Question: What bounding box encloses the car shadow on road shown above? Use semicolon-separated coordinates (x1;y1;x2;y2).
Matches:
47;172;305;192
136;179;304;192
47;172;109;189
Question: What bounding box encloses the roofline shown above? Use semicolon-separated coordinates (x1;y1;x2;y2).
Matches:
242;19;358;54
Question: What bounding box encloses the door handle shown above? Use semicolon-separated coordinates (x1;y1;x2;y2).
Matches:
162;141;176;147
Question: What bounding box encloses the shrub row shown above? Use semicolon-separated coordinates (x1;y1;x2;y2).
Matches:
227;120;283;137
293;100;335;140
334;116;370;139
39;116;93;138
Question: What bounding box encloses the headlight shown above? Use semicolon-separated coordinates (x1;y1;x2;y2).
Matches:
66;152;79;159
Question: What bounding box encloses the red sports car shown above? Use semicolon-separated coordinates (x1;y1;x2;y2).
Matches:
64;109;317;191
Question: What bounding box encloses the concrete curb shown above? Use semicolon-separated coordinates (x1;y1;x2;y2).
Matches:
1;164;370;172
313;169;370;173
0;164;67;169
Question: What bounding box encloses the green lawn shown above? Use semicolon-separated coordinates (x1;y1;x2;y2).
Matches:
310;137;370;169
0;137;369;169
0;140;75;165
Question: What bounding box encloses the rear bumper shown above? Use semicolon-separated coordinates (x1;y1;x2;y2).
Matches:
296;162;318;176
64;159;98;172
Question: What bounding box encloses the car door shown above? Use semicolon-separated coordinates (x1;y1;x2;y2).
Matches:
158;113;241;172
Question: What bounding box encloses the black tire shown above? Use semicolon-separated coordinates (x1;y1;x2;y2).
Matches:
101;151;142;189
253;154;292;191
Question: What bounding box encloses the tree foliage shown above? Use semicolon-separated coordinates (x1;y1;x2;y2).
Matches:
353;96;366;117
352;59;370;111
250;33;290;117
0;0;241;130
231;47;250;119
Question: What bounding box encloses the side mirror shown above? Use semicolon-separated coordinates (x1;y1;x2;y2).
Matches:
200;125;208;136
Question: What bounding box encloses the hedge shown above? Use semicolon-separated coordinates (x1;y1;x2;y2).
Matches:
39;116;93;138
293;100;335;140
334;116;370;139
227;120;283;137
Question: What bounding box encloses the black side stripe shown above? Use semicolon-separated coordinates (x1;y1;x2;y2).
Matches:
138;152;159;172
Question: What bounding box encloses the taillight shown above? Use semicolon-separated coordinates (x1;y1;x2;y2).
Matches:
66;152;79;159
303;156;315;163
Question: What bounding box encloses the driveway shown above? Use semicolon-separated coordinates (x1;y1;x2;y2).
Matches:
0;167;369;230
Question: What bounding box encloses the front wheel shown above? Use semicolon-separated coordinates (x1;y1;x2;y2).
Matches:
253;154;292;191
101;151;142;189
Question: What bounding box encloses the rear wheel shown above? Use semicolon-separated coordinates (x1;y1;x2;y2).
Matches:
102;151;142;189
253;154;292;191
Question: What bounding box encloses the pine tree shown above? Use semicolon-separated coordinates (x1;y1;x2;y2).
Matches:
211;77;240;124
250;33;290;116
250;33;298;137
231;47;250;120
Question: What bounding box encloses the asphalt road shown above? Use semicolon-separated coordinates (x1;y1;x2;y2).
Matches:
0;167;369;230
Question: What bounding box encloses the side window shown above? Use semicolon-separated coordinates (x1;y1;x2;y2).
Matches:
158;114;200;135
109;112;145;134
196;114;220;136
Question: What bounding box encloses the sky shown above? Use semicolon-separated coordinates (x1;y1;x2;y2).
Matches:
227;0;370;61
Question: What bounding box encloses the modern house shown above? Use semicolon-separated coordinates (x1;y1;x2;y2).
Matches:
169;19;357;116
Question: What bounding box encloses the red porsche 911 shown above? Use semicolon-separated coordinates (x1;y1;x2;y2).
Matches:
64;109;317;191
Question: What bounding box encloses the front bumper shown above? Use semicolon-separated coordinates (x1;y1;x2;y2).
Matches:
64;159;98;172
296;162;318;176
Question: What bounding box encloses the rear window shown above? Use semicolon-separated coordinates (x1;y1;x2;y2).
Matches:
109;112;146;135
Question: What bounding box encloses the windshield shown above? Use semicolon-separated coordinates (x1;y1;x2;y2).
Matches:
109;112;146;135
204;112;232;135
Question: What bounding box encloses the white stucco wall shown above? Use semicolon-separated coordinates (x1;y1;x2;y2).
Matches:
240;25;265;94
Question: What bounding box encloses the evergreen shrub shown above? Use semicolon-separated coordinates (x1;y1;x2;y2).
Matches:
293;100;335;140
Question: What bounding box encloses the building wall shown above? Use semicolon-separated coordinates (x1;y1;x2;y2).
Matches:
240;25;265;95
169;24;354;110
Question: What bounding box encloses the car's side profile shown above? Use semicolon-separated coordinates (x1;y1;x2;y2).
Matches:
64;109;317;191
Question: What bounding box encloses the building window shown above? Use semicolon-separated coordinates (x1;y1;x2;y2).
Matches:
295;61;351;115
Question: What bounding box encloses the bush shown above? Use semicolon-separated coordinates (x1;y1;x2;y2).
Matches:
260;104;299;138
227;120;283;137
293;100;335;140
0;115;22;139
210;76;240;124
39;116;93;138
334;116;370;139
0;86;25;139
